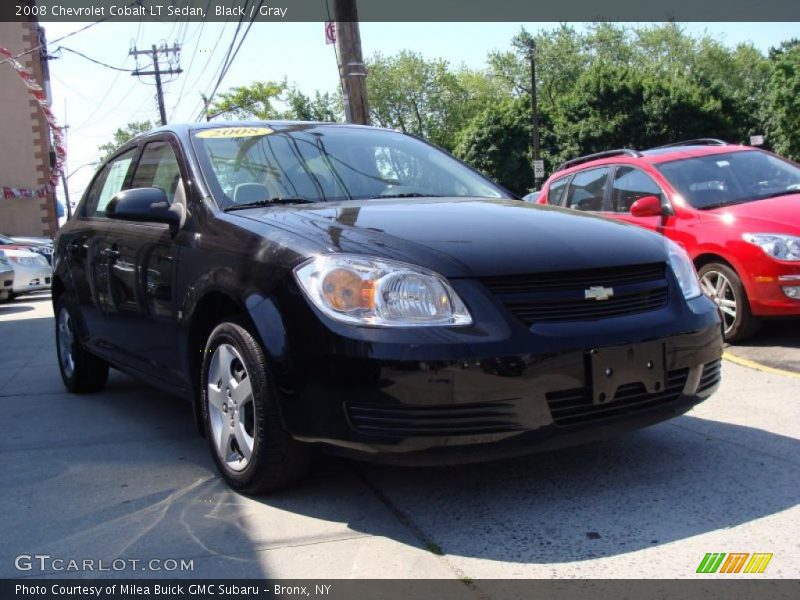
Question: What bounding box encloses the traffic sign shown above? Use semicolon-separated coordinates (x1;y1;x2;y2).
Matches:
325;21;336;45
533;160;545;179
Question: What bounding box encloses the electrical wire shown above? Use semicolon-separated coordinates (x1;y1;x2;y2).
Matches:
185;17;235;120
197;0;265;120
0;3;139;67
56;46;134;72
169;1;213;120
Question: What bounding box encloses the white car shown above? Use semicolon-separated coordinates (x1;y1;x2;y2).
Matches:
0;251;14;302
1;247;51;297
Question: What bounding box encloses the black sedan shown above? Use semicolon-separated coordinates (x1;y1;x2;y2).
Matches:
53;122;723;493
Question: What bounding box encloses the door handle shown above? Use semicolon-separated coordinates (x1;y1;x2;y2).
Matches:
101;248;120;259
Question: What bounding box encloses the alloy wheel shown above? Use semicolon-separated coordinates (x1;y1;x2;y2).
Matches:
700;270;738;335
57;307;75;378
207;343;256;472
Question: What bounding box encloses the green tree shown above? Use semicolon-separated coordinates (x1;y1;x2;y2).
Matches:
366;51;495;150
454;97;533;195
207;81;286;120
764;40;800;160
98;121;154;161
284;88;343;122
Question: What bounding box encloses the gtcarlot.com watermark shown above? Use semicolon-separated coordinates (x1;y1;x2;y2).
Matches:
14;554;194;573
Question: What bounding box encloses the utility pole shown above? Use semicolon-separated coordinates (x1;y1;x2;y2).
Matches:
333;0;369;125
130;43;182;126
528;39;543;189
59;101;72;221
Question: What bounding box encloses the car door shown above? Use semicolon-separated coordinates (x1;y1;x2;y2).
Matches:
101;137;187;383
63;148;137;353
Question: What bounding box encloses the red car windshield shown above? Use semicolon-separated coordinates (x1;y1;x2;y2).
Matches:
655;150;800;210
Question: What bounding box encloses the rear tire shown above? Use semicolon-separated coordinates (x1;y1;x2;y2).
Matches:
55;297;109;393
698;262;761;343
200;319;312;494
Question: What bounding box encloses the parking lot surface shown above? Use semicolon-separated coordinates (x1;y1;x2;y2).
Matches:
1;293;798;580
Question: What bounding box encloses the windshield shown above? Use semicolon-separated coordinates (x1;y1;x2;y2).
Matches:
655;150;800;210
191;125;506;208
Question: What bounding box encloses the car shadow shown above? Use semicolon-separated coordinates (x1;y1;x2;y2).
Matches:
0;304;33;316
254;416;799;564
736;319;800;350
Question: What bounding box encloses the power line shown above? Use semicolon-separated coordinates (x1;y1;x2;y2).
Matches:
0;3;139;68
197;0;264;120
170;4;213;120
56;46;134;72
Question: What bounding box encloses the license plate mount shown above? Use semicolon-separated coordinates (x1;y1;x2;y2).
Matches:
589;341;666;405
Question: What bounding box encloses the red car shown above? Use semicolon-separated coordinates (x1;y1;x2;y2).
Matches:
537;139;800;341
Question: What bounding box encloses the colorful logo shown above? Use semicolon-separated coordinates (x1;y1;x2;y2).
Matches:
696;553;773;574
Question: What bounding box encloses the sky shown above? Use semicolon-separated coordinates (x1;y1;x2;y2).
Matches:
30;21;800;203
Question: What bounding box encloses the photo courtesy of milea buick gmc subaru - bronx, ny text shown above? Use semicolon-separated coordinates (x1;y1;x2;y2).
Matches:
53;122;723;493
536;139;800;342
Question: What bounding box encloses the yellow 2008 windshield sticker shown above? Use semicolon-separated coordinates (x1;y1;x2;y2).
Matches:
195;127;273;139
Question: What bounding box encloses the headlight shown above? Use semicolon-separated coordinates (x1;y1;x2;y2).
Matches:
666;241;702;300
9;256;39;267
742;233;800;261
294;255;473;327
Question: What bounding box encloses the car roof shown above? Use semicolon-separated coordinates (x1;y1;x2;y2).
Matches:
550;144;757;182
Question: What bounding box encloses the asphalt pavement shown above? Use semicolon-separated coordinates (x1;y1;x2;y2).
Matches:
0;293;798;580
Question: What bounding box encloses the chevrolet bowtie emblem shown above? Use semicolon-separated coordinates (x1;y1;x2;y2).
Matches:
585;286;614;301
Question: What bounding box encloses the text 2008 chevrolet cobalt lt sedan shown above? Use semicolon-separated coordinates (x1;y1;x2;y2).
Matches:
53;122;723;493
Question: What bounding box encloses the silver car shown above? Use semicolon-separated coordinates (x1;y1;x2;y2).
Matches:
0;251;14;302
1;248;51;297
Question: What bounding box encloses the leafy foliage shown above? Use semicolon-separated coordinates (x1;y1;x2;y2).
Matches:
98;121;154;161
764;40;800;160
102;26;800;193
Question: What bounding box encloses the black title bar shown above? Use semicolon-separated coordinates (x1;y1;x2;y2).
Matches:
1;0;799;22
4;579;800;600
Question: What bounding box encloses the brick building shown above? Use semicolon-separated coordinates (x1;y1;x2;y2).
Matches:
0;17;58;237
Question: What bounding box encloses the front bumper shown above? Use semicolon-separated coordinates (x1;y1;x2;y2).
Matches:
277;293;723;465
0;268;13;300
743;258;800;316
10;264;52;294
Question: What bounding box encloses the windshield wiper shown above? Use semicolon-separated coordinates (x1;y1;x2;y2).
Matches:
376;192;441;199
224;198;316;212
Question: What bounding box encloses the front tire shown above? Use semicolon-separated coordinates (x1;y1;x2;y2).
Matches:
55;297;109;392
698;262;761;343
200;320;312;494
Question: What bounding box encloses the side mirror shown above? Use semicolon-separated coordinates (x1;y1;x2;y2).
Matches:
630;195;664;218
107;188;186;232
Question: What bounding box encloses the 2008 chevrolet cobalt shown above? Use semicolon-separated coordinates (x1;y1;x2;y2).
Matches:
53;122;723;493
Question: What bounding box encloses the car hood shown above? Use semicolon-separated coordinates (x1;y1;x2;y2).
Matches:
703;194;800;233
237;197;670;277
0;247;42;258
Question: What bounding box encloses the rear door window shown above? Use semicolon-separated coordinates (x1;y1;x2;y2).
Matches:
564;167;610;211
547;176;570;206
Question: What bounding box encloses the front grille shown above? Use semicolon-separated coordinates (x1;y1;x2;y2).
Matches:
346;401;521;437
546;368;689;427
480;263;668;323
697;358;722;393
